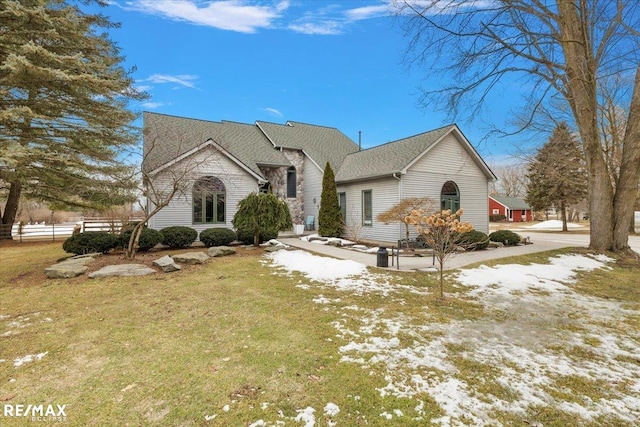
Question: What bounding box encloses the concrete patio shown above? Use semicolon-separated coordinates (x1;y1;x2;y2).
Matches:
278;233;640;271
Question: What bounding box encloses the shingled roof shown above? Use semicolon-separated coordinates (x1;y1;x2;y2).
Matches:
490;195;531;210
143;112;290;178
256;121;359;170
335;125;460;183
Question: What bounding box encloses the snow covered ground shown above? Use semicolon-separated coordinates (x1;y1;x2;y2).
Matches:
266;250;640;426
525;220;586;230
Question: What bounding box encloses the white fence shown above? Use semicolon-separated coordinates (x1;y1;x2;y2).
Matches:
11;218;144;242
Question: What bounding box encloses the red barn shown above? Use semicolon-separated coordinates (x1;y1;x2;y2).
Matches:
489;195;533;222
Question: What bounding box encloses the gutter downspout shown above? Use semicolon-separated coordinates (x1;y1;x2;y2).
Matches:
393;173;402;242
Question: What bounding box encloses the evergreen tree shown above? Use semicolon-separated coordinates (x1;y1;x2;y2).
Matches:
232;192;292;246
0;0;147;239
526;123;588;231
318;161;343;237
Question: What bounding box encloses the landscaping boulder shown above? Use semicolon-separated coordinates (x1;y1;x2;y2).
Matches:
172;252;210;264
264;245;286;253
45;262;89;279
152;255;181;273
88;264;156;278
45;254;97;278
207;246;236;257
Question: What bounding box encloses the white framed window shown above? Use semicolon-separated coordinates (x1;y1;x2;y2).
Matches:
193;176;225;224
362;190;372;226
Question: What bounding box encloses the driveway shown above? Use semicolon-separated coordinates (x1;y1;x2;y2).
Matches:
280;233;640;271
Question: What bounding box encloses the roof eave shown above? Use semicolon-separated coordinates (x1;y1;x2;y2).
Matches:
336;172;403;185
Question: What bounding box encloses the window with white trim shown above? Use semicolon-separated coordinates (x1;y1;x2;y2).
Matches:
193;176;225;224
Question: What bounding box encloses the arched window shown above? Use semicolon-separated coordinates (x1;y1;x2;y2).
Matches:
440;181;460;212
193;176;225;224
287;166;296;198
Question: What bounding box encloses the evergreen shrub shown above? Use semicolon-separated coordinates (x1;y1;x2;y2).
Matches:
159;226;197;248
458;230;490;250
489;229;521;246
62;232;119;255
118;228;163;252
235;228;278;245
200;228;237;247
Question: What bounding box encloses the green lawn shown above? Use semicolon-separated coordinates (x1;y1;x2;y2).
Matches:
1;242;639;426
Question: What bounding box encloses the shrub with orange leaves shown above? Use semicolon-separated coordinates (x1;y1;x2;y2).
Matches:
405;208;474;298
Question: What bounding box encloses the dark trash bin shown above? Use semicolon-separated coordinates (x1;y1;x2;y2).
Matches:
377;246;389;268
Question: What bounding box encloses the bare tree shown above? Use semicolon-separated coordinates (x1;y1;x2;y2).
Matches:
489;163;529;198
124;126;219;259
396;0;640;254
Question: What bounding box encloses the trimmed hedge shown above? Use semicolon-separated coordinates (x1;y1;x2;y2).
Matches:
159;226;197;248
63;232;119;255
458;230;490;250
118;228;163;252
489;229;521;246
236;228;278;245
489;214;507;222
199;228;237;247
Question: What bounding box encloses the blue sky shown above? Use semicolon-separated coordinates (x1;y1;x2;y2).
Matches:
98;0;530;162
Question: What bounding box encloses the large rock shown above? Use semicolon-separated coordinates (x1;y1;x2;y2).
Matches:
45;263;89;279
208;246;236;257
88;264;156;278
172;252;210;264
264;245;286;253
45;255;97;278
152;255;181;273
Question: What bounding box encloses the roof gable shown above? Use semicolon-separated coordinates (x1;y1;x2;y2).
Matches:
335;125;495;183
256;120;359;171
143;112;290;178
490;195;531;210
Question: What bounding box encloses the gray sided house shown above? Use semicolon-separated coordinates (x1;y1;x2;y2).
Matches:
142;112;496;244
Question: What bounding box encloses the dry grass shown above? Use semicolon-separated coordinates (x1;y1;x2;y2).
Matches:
1;241;638;426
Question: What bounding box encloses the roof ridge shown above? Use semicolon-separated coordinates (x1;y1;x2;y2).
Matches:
255;120;287;127
221;120;256;127
144;111;225;126
285;120;341;130
349;124;455;154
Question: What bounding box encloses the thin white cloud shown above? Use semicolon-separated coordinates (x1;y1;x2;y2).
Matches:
289;1;391;35
128;0;289;33
142;101;163;109
393;0;497;15
288;21;343;35
135;84;153;92
263;107;284;118
345;4;390;21
145;74;198;89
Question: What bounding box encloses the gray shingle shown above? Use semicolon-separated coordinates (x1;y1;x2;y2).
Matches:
490;195;531;210
335;125;454;183
256;121;359;170
143;112;290;177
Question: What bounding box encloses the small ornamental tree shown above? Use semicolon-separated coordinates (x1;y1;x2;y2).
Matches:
405;208;473;298
232;192;292;246
377;197;435;249
318;162;343;237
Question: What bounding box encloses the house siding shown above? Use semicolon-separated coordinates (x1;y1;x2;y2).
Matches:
303;157;323;230
147;147;259;236
337;177;402;244
402;133;490;234
489;197;533;222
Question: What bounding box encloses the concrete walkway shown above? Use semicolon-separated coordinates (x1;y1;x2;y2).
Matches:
279;233;640;271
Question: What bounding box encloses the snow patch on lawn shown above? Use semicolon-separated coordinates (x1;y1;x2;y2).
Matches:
265;250;427;296
526;220;585;230
14;351;48;367
268;250;640;426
